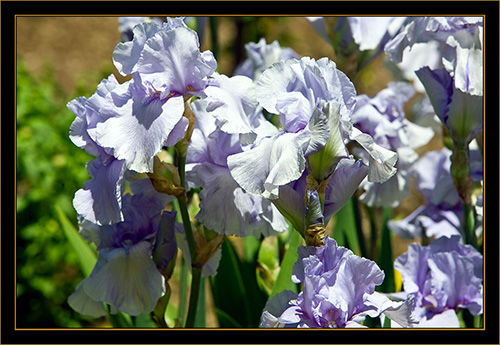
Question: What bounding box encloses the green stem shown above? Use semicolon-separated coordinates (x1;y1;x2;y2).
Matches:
462;202;478;250
365;206;378;260
177;196;196;264
185;267;203;328
176;148;202;328
450;144;478;250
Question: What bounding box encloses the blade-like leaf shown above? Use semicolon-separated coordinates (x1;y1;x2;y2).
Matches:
376;207;395;293
210;238;266;327
55;204;96;277
269;227;301;299
332;199;361;255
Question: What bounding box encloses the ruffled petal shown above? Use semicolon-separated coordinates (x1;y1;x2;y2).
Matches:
394;243;430;294
192;163;286;237
228;130;309;199
113;21;162;76
204;74;258;141
73;158;127;225
348;125;398;183
136;26;216;96
364;291;419;327
96;79;185;173
428;251;483;315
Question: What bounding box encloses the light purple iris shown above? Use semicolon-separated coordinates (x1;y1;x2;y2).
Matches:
94;19;216;174
388;147;483;240
68;179;175;317
261;236;418;328
233;38;300;80
350;82;434;207
385;16;483;97
227;57;398;200
394;235;483;327
416;66;483;146
186;75;288;237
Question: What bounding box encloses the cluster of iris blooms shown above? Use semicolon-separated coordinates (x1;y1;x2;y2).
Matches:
67;16;483;328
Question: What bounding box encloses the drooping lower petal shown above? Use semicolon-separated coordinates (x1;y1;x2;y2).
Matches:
323;157;369;223
83;241;165;316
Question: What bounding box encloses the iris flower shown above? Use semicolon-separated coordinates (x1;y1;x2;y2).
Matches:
393;235;483;327
350;82;434;207
261;236;418;328
96;18;216;173
186;74;287;237
228;57;397;201
68;179;175;317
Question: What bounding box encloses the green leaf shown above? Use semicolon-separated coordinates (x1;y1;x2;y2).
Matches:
193;277;206;327
376;208;395;293
133;313;157;328
55;204;96;277
332;199;361;255
269;228;301;299
243;235;261;263
210;238;266;327
106;305;134;328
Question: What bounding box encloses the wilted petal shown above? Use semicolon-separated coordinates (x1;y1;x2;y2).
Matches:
175;223;222;277
152;210;178;275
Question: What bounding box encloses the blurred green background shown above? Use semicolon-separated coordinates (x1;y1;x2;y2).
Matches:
16;59;102;327
16;16;129;328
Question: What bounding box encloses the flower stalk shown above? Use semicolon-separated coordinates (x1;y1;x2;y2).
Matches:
175;100;202;328
450;144;478;250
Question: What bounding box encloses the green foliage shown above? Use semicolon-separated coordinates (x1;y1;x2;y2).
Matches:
210;238;267;327
16;59;107;327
